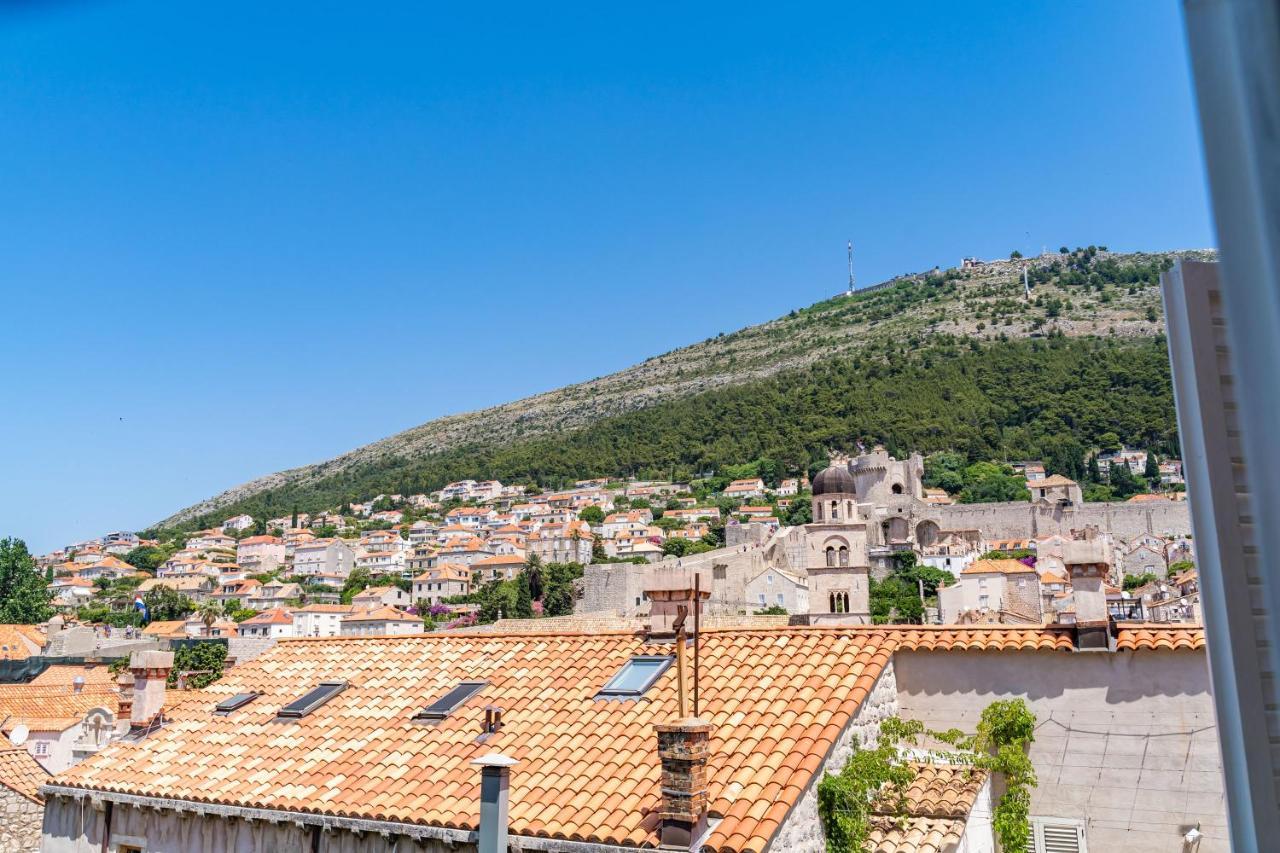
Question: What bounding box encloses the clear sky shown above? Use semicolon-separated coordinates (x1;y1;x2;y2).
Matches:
0;1;1213;553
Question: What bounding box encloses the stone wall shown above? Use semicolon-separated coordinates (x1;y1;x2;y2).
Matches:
916;499;1190;542
770;662;899;852
41;797;462;853
0;788;42;853
226;636;277;665
894;648;1226;853
580;542;772;618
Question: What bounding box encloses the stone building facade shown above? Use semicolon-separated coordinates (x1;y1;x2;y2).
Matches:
0;785;42;853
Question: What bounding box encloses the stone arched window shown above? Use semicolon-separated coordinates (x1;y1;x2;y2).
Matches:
838;546;849;567
829;592;838;613
892;483;904;495
825;546;836;567
830;500;840;520
816;502;823;521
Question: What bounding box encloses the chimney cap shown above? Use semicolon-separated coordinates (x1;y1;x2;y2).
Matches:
471;752;518;768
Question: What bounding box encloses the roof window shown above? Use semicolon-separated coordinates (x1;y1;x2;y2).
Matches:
414;681;488;722
596;656;673;698
278;680;346;719
214;692;260;715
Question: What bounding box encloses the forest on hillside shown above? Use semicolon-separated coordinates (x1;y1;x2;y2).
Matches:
173;333;1178;531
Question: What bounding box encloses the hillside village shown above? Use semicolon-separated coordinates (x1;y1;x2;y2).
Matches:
0;251;1221;853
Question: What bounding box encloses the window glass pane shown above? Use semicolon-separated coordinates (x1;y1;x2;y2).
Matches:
602;657;670;694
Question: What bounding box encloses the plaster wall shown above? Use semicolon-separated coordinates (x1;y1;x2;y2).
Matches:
894;648;1226;852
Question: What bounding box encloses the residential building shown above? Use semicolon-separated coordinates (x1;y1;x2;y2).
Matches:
186;529;237;551
938;559;1042;625
0;731;47;851
412;564;471;604
527;520;594;565
436;535;493;567
236;608;296;639
0;679;120;775
723;477;766;500
222;514;254;532
1028;474;1083;505
407;520;440;545
135;576;213;602
370;509;404;524
775;477;799;496
471;553;524;583
355;550;407;576
236;535;286;574
1159;459;1185;486
210;578;262;608
445;506;498;528
351;585;411;610
745;566;808;613
737;505;773;519
339;606;423;636
292;539;355;579
48;577;96;607
291;604;356;638
1098;446;1149;477
246;581;302;610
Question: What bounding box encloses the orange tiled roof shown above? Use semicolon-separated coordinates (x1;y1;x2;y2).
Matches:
866;816;965;853
0;625;46;660
29;664;116;688
1114;625;1206;651
0;683;118;729
0;734;49;803
887;626;1075;652
960;558;1035;576
889;763;988;818
342;606;419;623
55;627;896;853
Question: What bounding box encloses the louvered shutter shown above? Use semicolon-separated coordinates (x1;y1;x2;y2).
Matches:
1028;819;1086;853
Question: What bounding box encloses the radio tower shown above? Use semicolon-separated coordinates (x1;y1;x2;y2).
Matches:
846;241;856;295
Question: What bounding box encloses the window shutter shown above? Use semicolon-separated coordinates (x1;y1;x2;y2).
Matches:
1029;819;1086;853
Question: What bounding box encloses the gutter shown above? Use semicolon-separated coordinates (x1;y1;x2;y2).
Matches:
40;784;639;853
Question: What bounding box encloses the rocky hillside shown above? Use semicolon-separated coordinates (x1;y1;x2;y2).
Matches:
160;247;1212;526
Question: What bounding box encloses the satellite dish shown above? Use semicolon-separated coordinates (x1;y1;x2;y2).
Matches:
9;724;29;746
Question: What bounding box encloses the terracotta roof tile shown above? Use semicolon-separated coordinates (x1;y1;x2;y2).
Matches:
55;627;898;853
866;816;966;853
28;664;117;688
881;764;988;819
1114;624;1206;651
0;734;50;803
0;683;118;728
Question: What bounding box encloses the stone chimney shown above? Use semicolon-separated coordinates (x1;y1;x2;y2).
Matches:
655;718;712;849
471;753;516;853
1064;537;1114;650
129;650;174;728
643;569;711;638
115;668;134;721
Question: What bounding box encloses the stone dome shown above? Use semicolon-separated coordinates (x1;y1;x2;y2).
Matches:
812;465;856;496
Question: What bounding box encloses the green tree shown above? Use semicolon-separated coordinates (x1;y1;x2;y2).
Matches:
168;642;228;690
1010;250;1023;259
142;586;195;622
1144;453;1160;483
1108;462;1147;499
578;505;605;524
958;462;1030;504
197;601;224;636
1123;572;1158;591
124;545;167;573
514;573;534;619
524;554;544;601
0;538;54;624
340;568;372;604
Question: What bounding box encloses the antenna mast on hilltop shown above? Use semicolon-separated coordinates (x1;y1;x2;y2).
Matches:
846;240;856;295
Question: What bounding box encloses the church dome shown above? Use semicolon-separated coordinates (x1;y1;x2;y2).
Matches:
812;465;856;496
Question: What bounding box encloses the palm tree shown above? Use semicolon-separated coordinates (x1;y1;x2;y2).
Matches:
197;601;223;637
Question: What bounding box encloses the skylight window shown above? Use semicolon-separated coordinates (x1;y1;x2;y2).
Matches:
214;692;260;715
596;656;673;698
277;680;346;719
414;681;488;722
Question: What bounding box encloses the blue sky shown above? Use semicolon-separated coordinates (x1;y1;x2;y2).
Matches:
0;1;1213;553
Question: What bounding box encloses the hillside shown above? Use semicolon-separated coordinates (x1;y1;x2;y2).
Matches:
161;247;1212;528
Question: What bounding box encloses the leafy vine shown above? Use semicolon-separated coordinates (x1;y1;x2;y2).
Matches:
816;700;1037;852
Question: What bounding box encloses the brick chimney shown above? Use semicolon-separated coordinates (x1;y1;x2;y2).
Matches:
129;650;174;728
655;718;712;849
115;668;134;721
1064;536;1114;650
643;569;711;638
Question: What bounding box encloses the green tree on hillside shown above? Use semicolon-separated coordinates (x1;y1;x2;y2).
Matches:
0;538;54;624
142;586;194;622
